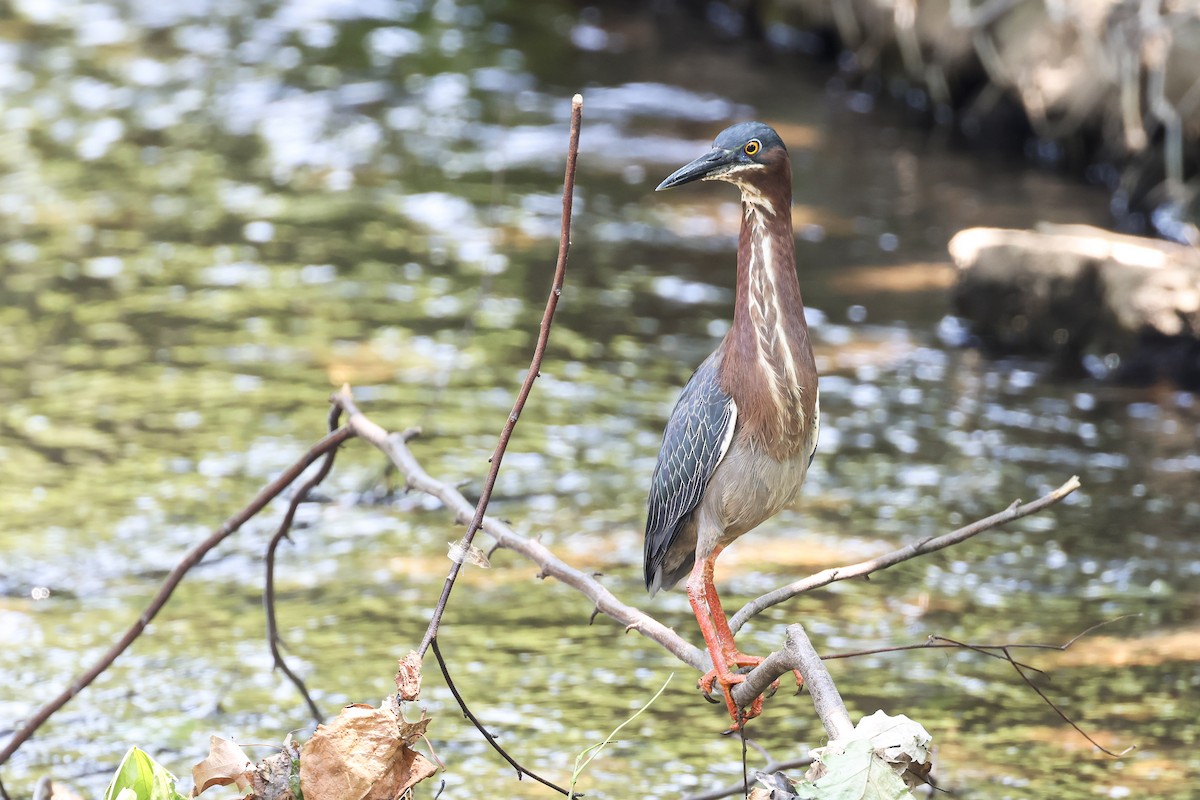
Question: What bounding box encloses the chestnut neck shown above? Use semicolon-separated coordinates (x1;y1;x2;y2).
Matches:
717;163;818;459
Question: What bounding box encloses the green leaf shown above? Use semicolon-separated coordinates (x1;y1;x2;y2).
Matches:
104;747;185;800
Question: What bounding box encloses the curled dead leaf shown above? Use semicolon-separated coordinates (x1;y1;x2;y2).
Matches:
191;735;253;796
397;715;431;746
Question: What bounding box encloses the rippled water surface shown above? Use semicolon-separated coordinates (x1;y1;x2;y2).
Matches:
1;2;1198;798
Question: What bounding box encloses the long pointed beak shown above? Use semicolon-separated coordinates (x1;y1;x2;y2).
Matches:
656;147;734;191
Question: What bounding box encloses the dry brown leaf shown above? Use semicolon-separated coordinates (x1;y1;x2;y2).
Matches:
397;715;431;746
300;703;437;800
395;650;423;701
191;735;254;796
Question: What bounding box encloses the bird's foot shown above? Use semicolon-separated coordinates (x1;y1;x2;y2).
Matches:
698;654;776;729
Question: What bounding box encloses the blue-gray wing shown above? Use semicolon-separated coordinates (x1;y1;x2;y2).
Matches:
644;353;736;591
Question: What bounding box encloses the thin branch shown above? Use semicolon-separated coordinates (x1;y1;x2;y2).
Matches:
821;621;1125;664
415;93;584;661
821;615;1140;663
263;404;345;724
0;425;355;768
929;635;1136;758
728;476;1082;634
430;639;570;795
826;639;1044;674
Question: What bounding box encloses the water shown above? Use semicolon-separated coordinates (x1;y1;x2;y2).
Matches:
1;2;1197;798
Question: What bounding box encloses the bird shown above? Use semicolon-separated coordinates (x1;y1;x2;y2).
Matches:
644;121;819;727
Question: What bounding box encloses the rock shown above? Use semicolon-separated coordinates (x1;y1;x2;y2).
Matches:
948;224;1200;384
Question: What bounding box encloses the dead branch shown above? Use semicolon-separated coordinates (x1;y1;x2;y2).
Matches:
723;619;1135;759
0;425;355;769
728;476;1082;634
928;634;1135;757
821;614;1140;663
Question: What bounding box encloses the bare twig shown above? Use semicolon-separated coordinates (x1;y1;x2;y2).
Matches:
821;615;1139;662
728;476;1082;634
263;404;345;724
414;93;584;661
0;425;355;768
429;639;570;795
929;634;1136;757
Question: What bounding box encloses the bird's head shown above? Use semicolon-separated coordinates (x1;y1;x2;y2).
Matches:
656;121;788;192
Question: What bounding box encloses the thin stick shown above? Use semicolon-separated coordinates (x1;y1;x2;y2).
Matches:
429;639;570;795
263;404;345;723
416;93;583;660
0;425;355;768
721;619;1135;760
728;476;1082;633
928;635;1136;757
821;615;1139;662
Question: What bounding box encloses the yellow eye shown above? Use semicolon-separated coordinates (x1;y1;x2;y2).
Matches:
744;139;761;156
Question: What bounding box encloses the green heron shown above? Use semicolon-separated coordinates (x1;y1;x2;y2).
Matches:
644;121;819;726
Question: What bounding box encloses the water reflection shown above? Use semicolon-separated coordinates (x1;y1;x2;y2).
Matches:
0;1;1197;798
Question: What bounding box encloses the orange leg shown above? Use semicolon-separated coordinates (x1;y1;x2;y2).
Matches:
705;575;803;693
702;565;761;668
686;551;804;727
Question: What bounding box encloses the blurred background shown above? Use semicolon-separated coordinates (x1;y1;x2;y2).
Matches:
0;1;1197;798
